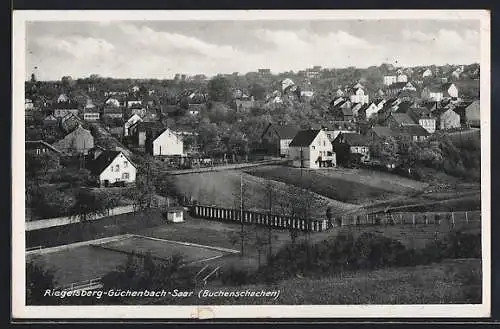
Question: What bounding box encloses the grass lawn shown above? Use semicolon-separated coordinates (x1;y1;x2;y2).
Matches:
245;166;412;205
190;258;482;305
171;169;358;216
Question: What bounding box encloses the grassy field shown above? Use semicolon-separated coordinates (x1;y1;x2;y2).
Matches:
245;166;425;205
171;169;359;217
143;258;482;305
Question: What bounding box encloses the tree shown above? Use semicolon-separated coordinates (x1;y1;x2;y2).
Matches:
70;188;108;238
25;152;61;186
208;76;231;103
370;136;399;169
26;260;56;305
250;83;266;100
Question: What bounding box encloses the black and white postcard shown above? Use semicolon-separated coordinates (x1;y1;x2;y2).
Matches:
12;9;491;319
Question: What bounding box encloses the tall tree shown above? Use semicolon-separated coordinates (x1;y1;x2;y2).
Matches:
208;76;231;103
71;188;108;238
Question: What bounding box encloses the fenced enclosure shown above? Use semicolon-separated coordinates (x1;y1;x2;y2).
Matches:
191;204;481;233
191;204;329;232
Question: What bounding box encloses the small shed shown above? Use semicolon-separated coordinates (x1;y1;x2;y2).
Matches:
165;207;184;223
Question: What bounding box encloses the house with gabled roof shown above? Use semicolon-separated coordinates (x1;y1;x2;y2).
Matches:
407;107;436;133
464;100;480;128
88;150;137;187
332;132;370;165
123;114;143;137
60;113;84;133
149;128;184;156
261;123;300;157
25;140;65;158
381;112;417;129
435;107;461;130
288;129;335;168
42;114;58;127
52;125;94;155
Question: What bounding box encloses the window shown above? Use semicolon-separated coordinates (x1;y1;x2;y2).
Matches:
122;173;129;179
323;141;325;146
124;161;128;168
36;148;40;155
115;164;120;171
312;146;315;150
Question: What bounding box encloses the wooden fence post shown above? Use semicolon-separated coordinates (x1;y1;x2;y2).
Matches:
452;212;455;227
412;214;415;226
465;211;468;224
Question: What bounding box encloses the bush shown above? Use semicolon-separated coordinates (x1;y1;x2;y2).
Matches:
220;266;252;286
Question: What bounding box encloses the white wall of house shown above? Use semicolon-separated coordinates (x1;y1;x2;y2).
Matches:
397;74;408;83
423;69;432;78
350;146;370;162
429;92;443;102
350;89;369;104
83;112;100;121
447;84;459;98
153;129;184;156
99;153;137;185
288;130;333;169
124;114;143;136
127;100;142;108
54;109;79;118
419;118;436;134
105;98;121;107
439;110;461;130
280;138;293;157
365;103;379;118
384;76;397;86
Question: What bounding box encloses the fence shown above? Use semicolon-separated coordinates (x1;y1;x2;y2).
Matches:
26;205;136;231
191;204;480;232
191;204;329;232
335;210;481;227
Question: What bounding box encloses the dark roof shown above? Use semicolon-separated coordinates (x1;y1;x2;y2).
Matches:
401;124;430;137
370;126;404;138
338;133;368;146
130;121;164;132
387;82;408;90
408;107;433;121
262;123;300;140
289;129;321;147
391;113;416;125
395;100;414;113
89;150;134;175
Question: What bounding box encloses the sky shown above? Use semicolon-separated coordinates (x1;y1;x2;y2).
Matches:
25;19;481;81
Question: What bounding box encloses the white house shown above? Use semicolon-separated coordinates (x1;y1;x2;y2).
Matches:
422;69;433;78
57;94;69;103
383;75;397;86
152;128;184;156
397;73;408;83
365;102;380;119
25;99;34;110
123;114;143;136
105;97;121;107
89;150;137;187
349;87;369;104
127;100;142;108
131;85;140;93
288;129;335;169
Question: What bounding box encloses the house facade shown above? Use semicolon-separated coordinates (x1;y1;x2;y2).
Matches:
123;114;143;136
288;129;335;169
437;108;461;130
465;100;480;127
151;128;184;156
407;107;436;134
383;75;397;86
332;132;370;165
83;109;100;121
52;125;94;155
422;69;433;78
349;87;369;104
53;108;79;118
364;103;380;119
261;123;299;157
90;150;137;187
